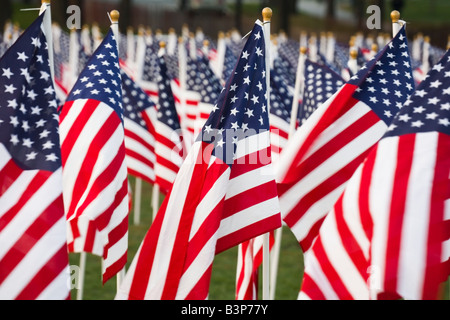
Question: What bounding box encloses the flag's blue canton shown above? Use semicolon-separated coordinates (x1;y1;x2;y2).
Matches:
201;22;268;166
222;44;238;83
348;26;415;125
66;29;123;121
277;39;299;71
142;41;160;83
272;56;295;87
385;49;450;137
300;59;344;123
156;55;181;131
121;70;155;128
270;66;293;122
192;56;222;104
0;14;60;172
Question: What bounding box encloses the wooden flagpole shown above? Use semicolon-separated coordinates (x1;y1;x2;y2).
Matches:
262;7;272;300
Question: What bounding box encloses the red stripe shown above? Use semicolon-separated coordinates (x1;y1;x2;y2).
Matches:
127;168;154;185
384;134;415;293
0;194;64;285
60;99;100;167
281;84;359;184
300;273;327;300
64;111;121;219
216;214;281;254
235;241;250;298
15;244;68;300
222;180;278;219
124;128;154;152
230;147;271;179
283;150;370;245
422;133;450;299
0;170;52;233
270;125;289;140
125;148;154;170
279;108;379;190
103;250;128;286
161;144;212;299
128;190;169;299
358;145;377;241
184;263;213;300
334;194;368;280
77;146;127;252
312;234;353;299
155;152;181;175
0;159;24;197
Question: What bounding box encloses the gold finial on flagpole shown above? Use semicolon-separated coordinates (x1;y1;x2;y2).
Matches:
42;0;51;4
159;40;166;49
262;7;272;22
300;46;307;55
110;10;120;23
390;10;400;23
350;49;358;60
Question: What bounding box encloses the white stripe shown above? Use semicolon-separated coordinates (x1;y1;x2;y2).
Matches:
70;123;125;226
342;165;370;258
0;170;38;220
299;250;339;300
225;163;275;200
176;231;218;299
320;210;369;299
145;141;202;299
190;162;229;239
303;101;374;159
279;119;386;220
398;132;437;299
71;159;128;256
369;136;398;295
61;101;115;213
0;169;63;261
275;88;339;181
234;130;271;160
217;196;280;240
154;163;178;184
125;156;155;181
0;216;67;299
36;266;70;300
155;142;184;167
0;144;10;170
289;186;346;243
124;118;155;145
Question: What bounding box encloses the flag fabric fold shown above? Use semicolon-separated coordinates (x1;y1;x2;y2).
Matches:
121;70;156;185
116;20;281;300
0;13;70;300
300;49;450;300
276;26;415;252
59;29;129;284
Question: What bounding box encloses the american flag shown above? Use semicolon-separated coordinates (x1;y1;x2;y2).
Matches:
153;52;185;194
171;53;201;143
122;70;156;185
299;59;345;124
115;20;281;300
300;49;450;300
275;26;415;252
269;66;293;163
192;55;223;135
235;233;275;300
0;13;70;299
59;29;129;284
